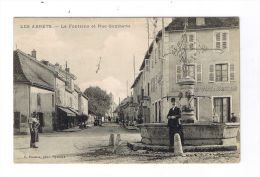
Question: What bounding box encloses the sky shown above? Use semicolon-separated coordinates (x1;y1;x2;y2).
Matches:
13;17;172;104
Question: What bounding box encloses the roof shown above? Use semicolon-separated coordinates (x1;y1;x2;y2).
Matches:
14;50;55;91
57;106;76;117
74;84;81;93
82;93;88;100
131;71;143;88
139;17;239;71
166;17;239;32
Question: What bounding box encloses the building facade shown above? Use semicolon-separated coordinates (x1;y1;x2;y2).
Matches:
133;17;239;124
14;50;55;134
14;49;89;133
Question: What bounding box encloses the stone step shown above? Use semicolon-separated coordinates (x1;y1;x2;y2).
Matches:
127;142;237;152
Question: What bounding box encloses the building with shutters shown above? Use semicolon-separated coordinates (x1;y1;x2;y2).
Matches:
133;17;239;124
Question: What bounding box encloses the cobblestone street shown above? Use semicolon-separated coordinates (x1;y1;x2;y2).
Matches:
14;123;239;163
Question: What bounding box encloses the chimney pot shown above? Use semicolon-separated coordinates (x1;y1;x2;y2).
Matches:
31;49;36;58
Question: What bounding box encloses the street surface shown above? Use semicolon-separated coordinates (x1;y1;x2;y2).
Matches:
14;123;239;163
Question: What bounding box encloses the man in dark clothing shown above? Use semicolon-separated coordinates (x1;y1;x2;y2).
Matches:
167;98;183;152
28;112;40;148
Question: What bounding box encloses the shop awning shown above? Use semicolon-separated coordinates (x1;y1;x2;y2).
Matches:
68;108;80;116
58;107;76;117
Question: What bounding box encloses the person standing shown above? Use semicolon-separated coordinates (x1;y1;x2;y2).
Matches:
167;98;183;152
28;112;40;148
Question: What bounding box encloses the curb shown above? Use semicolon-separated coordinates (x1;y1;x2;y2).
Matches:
127;142;237;152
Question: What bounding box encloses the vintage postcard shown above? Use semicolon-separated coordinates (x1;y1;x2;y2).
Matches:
13;17;240;163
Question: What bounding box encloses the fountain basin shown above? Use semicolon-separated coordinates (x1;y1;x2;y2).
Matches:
137;122;240;146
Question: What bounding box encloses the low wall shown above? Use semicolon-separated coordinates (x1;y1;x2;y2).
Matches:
137;122;240;146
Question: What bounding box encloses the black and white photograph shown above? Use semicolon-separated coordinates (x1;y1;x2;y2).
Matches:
13;17;240;163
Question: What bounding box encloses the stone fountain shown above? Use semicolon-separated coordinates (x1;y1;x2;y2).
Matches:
135;76;240;151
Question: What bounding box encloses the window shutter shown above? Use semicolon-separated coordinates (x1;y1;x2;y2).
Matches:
230;63;235;81
215;32;221;49
209;64;215;82
222;32;228;49
176;65;182;83
188;33;196;50
197;64;202;82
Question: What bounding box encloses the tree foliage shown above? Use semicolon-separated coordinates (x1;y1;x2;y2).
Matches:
84;86;112;117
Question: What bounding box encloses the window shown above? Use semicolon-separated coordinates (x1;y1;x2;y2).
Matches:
214;30;229;50
37;93;41;106
187;64;195;79
213;97;231;122
145;59;150;72
187;32;196;50
151;78;155;92
176;64;202;82
52;94;55;107
155;102;158;122
147;83;150;96
158;101;162;123
215;64;228;82
197;64;202;82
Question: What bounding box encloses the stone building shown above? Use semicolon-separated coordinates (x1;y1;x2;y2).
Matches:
13;49;55;134
117;96;136;125
133;17;239;124
14;49;89;133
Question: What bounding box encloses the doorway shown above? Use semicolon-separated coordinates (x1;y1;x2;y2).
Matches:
213;97;231;122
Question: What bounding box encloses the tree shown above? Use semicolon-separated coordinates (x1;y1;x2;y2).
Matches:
84;86;112;117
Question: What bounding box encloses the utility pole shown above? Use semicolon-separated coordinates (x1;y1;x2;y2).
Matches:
133;55;136;80
161;18;165;98
126;80;128;97
65;61;68;86
146;18;150;49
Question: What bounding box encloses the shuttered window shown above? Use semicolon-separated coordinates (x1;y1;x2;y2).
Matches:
176;65;182;83
197;64;202;82
209;64;215;82
215;64;228;82
230;64;235;81
214;31;229;50
187;64;195;79
187;32;196;51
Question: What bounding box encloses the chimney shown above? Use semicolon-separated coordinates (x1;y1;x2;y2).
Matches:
196;17;205;26
65;68;70;73
41;60;49;65
31;49;36;58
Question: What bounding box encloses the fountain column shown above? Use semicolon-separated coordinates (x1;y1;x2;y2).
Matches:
178;76;196;123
